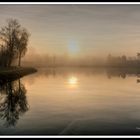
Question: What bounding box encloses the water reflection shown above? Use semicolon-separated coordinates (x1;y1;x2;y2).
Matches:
0;79;28;127
106;68;140;83
68;76;78;85
22;67;140;135
32;67;140;83
1;68;140;134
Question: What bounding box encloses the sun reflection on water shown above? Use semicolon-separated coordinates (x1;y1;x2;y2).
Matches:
68;76;78;88
68;76;78;84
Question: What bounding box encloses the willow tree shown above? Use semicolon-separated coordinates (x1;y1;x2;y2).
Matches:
0;19;29;67
15;28;29;66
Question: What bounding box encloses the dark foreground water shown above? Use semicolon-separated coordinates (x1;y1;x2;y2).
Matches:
0;67;140;135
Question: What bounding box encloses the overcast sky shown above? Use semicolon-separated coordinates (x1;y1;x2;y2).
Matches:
0;4;140;57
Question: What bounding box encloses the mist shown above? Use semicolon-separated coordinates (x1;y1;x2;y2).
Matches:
21;47;106;67
22;47;140;68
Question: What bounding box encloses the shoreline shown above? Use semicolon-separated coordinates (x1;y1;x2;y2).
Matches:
0;67;37;81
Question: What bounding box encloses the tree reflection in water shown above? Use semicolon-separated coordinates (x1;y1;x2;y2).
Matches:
0;79;28;127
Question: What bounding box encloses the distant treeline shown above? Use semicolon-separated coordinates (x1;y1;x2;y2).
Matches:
22;53;140;68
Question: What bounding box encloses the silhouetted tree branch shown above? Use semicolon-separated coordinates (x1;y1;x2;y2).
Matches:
0;19;30;67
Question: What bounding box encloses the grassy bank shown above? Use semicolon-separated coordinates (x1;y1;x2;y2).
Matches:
0;67;37;81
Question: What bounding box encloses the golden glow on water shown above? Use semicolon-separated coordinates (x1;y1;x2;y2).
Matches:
68;76;78;85
15;68;140;135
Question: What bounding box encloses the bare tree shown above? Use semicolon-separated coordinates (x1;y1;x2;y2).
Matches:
15;28;29;66
0;19;29;67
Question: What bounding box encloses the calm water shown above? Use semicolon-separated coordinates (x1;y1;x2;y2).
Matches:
1;67;140;135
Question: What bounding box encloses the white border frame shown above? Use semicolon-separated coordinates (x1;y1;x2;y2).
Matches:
0;2;140;4
0;2;140;138
0;136;140;138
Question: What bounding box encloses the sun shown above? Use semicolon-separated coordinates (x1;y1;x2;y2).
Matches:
68;40;79;55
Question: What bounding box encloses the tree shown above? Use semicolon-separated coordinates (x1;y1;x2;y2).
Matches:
137;53;140;60
121;55;127;66
0;19;29;67
107;54;112;66
15;28;29;66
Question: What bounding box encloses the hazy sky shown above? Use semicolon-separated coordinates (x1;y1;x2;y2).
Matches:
0;4;140;57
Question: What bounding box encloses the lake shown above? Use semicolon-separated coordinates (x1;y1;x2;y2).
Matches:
0;67;140;135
